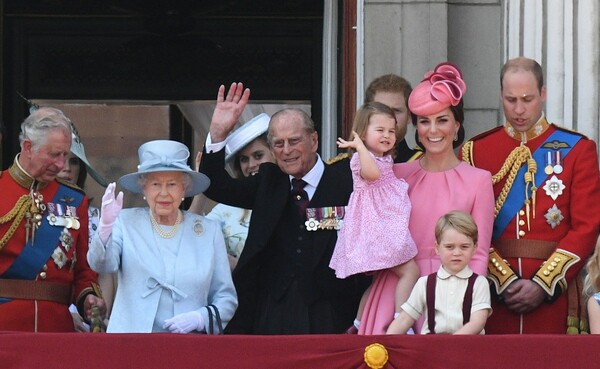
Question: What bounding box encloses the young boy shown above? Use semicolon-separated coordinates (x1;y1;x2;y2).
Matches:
386;211;491;335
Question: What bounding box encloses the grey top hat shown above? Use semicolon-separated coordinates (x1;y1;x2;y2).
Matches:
118;140;210;197
70;130;109;187
225;113;270;162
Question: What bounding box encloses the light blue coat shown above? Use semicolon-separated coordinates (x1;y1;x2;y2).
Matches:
87;208;237;333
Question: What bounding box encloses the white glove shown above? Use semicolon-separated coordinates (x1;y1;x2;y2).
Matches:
98;182;123;243
163;311;204;334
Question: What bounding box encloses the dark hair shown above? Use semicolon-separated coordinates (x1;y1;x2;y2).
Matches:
76;157;88;188
365;74;414;121
413;99;465;150
232;133;269;178
365;74;412;105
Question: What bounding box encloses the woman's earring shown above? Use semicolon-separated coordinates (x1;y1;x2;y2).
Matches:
182;197;185;201
454;132;458;141
143;196;146;200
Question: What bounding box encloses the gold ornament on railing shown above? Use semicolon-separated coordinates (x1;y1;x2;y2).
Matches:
364;343;389;369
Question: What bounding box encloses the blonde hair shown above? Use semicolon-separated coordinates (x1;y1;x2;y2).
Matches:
435;210;478;245
349;101;397;158
583;237;600;298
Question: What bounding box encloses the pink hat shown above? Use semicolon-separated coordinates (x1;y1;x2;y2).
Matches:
408;62;467;116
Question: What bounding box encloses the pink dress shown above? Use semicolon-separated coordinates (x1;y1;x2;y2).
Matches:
330;152;417;279
358;160;494;334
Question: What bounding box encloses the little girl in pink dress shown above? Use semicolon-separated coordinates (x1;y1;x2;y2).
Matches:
330;102;419;333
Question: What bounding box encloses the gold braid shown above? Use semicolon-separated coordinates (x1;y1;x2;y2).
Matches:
0;195;32;251
492;145;534;218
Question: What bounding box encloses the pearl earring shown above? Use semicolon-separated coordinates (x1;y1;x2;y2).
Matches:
143;196;146;200
182;197;185;201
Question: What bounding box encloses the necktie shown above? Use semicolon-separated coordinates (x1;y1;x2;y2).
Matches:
291;178;309;216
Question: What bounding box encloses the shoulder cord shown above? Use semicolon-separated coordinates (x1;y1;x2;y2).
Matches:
463;142;536;219
0;195;31;251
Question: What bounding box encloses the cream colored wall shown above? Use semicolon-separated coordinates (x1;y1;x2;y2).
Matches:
360;0;600;160
362;0;503;147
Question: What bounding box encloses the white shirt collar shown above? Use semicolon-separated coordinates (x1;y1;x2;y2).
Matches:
437;265;474;280
289;154;324;200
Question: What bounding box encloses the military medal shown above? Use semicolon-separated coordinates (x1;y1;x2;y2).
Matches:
51;246;67;269
544;152;553;175
305;218;320;231
544;204;564;229
65;206;80;230
70;218;81;230
305;206;345;231
47;203;67;227
60;228;74;251
543;175;565;201
553;151;563;174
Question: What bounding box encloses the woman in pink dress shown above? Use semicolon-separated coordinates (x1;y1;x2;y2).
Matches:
330;102;419;333
359;62;495;334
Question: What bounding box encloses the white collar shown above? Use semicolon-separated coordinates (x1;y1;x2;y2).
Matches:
437;265;474;280
289;154;324;189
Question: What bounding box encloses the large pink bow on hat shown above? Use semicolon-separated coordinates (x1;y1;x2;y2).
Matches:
423;63;467;107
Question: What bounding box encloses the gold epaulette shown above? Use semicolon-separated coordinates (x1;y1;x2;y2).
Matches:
532;249;580;296
407;147;424;162
56;177;85;193
488;248;519;294
553;124;589;139
326;153;349;165
461;141;474;165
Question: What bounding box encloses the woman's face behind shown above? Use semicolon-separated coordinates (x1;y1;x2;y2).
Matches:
237;138;275;177
57;151;81;185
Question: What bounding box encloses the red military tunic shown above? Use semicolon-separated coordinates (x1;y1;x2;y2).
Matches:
462;118;600;334
0;160;99;332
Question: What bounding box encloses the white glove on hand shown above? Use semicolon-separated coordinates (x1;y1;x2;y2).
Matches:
98;182;123;243
163;311;204;334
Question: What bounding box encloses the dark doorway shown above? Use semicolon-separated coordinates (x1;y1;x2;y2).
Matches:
1;1;324;168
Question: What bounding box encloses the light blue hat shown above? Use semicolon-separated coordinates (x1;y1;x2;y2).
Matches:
118;140;210;197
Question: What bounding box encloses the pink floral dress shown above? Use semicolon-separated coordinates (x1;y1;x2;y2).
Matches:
330;152;417;278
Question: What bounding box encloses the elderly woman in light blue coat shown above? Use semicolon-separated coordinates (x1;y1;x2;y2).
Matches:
87;140;237;333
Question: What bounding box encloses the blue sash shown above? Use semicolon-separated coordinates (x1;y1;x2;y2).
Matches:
2;184;83;280
493;129;582;239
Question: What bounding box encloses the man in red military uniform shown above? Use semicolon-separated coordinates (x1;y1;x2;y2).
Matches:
0;107;106;332
462;57;600;334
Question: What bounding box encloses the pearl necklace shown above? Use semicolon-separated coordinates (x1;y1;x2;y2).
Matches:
150;210;183;239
